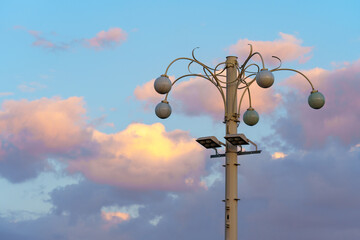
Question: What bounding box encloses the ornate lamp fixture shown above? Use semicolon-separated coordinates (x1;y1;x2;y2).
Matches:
154;45;324;122
153;45;325;240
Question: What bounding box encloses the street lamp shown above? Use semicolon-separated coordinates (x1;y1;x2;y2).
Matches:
224;134;249;146
196;136;224;149
153;45;325;240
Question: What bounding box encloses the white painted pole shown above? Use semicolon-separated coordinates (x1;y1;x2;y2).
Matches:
225;56;239;240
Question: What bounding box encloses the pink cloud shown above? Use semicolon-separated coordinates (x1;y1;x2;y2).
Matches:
85;28;127;50
15;26;127;51
229;33;313;65
277;59;360;148
134;78;166;110
0;92;14;97
135;76;281;121
26;29;68;50
0;97;88;155
0;97;206;190
0;97;91;182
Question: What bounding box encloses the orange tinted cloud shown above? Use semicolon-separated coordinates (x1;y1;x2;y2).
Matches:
271;152;288;159
135;76;281;121
101;211;130;229
69;123;205;190
101;211;130;222
229;33;313;65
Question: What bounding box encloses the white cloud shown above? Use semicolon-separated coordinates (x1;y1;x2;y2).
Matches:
149;215;163;226
350;143;360;152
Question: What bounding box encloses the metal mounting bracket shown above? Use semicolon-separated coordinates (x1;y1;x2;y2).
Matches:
210;150;261;158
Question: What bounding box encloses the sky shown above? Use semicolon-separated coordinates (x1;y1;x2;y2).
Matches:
0;0;359;239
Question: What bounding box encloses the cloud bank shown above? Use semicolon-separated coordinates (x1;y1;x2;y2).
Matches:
1;141;360;240
276;59;360;148
0;97;205;190
1;58;360;240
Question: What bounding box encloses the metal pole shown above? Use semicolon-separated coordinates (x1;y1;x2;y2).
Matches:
225;56;239;240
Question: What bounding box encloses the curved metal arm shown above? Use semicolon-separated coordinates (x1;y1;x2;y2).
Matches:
238;78;256;114
243;63;260;74
214;62;226;74
237;73;256;89
157;46;319;121
251;52;265;69
164;57;197;76
165;55;225;88
237;48;265;87
163;73;226;110
239;46;265;70
161;49;230;114
271;68;315;90
271;56;282;70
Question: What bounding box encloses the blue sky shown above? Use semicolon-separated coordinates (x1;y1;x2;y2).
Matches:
0;1;359;239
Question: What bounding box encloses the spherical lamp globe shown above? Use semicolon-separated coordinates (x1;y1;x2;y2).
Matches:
155;101;172;119
256;69;274;88
243;107;259;126
308;90;325;109
154;75;172;94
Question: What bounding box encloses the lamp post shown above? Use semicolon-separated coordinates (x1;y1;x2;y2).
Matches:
153;46;325;240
